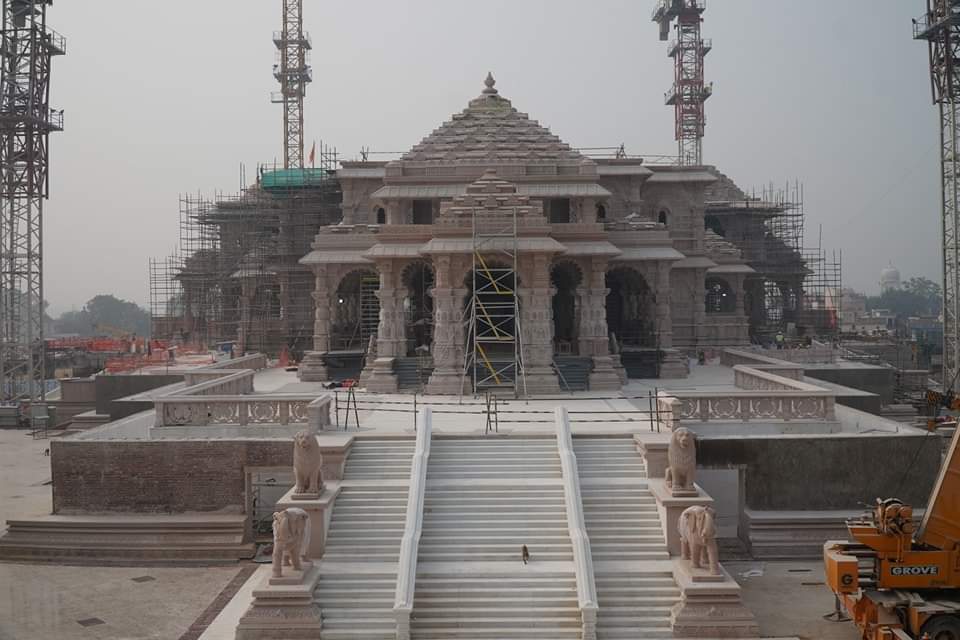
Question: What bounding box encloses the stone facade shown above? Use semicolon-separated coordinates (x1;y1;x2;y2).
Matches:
300;75;753;391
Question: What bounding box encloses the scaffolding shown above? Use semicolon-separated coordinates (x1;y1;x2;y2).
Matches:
148;253;184;344
0;1;64;401
461;206;526;397
704;175;841;343
149;145;341;357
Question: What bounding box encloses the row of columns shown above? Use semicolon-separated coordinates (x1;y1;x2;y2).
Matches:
301;255;691;389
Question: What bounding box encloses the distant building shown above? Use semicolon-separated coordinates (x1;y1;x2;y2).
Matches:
880;263;901;294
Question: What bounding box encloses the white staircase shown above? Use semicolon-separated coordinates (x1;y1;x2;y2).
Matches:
573;436;679;640
411;437;581;639
314;438;414;640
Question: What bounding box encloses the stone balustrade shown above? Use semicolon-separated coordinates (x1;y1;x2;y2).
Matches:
394;408;432;640
555;407;598;640
154;392;332;429
657;365;835;425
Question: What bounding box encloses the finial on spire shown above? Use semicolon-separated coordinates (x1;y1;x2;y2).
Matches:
483;72;498;95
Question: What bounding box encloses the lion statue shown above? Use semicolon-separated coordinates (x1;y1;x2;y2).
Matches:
665;426;696;495
293;430;322;496
271;508;309;577
678;505;719;576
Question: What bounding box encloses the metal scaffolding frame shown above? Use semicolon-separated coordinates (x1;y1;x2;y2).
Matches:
461;206;526;397
149;146;341;357
915;0;960;388
652;0;712;166
0;0;63;401
271;0;311;170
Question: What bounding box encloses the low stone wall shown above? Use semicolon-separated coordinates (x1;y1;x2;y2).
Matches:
95;374;185;421
804;366;895;407
697;431;938;512
51;439;291;514
721;349;805;379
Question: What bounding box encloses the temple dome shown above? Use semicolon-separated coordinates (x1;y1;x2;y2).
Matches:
401;73;584;165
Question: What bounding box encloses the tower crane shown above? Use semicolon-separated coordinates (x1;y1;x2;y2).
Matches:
271;0;311;170
651;0;712;166
915;0;960;392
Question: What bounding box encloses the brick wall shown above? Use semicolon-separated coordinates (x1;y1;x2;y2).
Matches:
51;439;292;514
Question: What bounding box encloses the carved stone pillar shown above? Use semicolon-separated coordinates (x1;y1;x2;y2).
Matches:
425;286;466;394
360;262;399;392
299;268;332;381
520;254;561;394
580;259;620;390
655;262;674;349
660;262;689;379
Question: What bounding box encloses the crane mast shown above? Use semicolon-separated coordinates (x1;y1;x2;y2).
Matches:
0;0;63;402
915;0;960;389
651;0;712;166
271;0;311;169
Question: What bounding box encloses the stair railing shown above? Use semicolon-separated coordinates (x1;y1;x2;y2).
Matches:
393;406;432;640
554;406;599;640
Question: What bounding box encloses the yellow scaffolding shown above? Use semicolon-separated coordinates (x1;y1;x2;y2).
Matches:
461;205;526;397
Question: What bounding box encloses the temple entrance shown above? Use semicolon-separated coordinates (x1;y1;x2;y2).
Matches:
330;269;380;353
403;261;435;356
605;267;656;348
462;262;519;390
551;261;582;355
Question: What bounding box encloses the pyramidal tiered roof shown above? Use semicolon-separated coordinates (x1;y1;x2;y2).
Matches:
402;73;584;165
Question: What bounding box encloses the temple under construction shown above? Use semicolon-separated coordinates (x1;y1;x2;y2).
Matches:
149;73;840;394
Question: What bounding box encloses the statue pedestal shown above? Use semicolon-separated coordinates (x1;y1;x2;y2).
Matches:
648;479;713;556
276;486;340;560
268;560;314;586
298;351;328;382
236;565;322;639
671;561;760;638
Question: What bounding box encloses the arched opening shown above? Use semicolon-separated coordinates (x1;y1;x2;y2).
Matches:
402;261;435;356
658;209;669;226
331;269;380;352
462;262;519;387
596;203;607;222
375;207;386;224
705;215;725;237
551;261;582;355
605;267;656;348
705;277;736;313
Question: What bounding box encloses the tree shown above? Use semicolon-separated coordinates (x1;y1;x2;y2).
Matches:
866;276;942;317
51;295;151;337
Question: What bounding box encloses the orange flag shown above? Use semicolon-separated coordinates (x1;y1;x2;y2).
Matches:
308;141;316;168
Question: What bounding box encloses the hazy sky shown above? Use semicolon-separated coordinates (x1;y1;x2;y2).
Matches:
43;0;938;314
